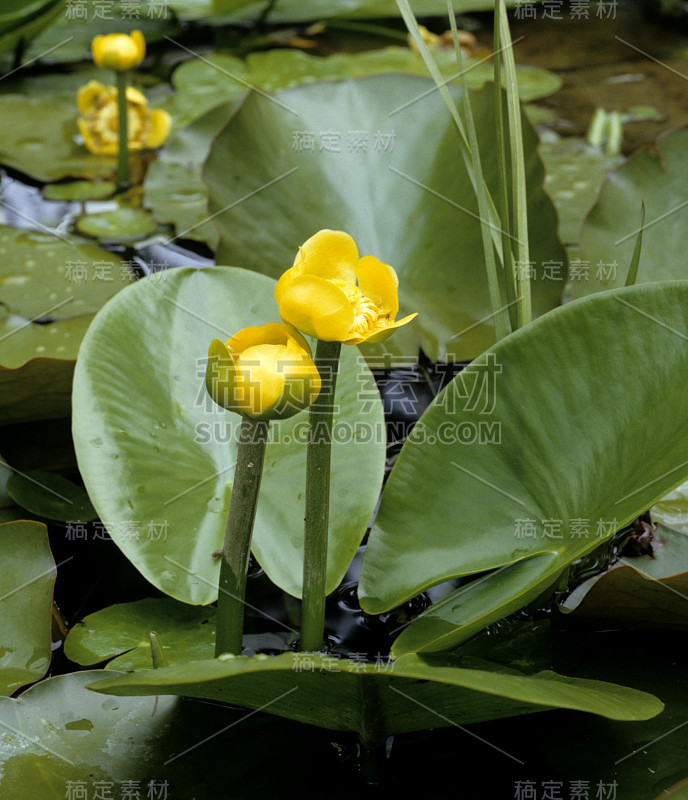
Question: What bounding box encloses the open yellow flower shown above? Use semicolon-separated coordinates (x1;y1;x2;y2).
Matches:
275;230;417;345
77;80;171;156
92;30;145;71
206;323;321;420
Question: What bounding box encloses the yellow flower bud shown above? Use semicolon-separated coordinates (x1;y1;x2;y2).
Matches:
206;323;321;420
77;80;171;156
92;30;145;72
275;229;417;345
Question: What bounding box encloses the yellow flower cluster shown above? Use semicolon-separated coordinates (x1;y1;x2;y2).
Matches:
207;230;417;420
77;80;171;156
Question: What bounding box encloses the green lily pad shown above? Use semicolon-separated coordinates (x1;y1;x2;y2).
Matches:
575;127;688;299
75;208;159;243
538;135;623;246
43;181;116;202
203;76;565;361
653;478;688;534
356;282;688;653
0;521;54;695
0;226;132;424
65;598;216;669
89;649;662;747
72;266;385;603
165;47;561;130
0;96;117;183
6;471;96;522
0;669;319;797
559;524;688;628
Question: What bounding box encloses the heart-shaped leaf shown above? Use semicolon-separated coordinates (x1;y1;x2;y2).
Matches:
358;281;688;654
72;266;385;603
0;520;54;695
6;471;96;522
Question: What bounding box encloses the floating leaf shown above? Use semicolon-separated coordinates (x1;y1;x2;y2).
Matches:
559;524;688;628
0;670;324;797
575;127;688;298
72;266;385;603
0;226;132;424
0;520;54;695
65;598;215;668
538;136;623;246
357;282;688;654
43;181;116;202
653;478;688;534
75;208;159;243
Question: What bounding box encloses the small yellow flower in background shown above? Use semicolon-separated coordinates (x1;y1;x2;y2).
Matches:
275;229;417;345
92;30;145;71
77;80;171;156
206;323;321;420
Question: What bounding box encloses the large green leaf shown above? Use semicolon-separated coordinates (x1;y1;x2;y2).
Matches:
0;226;131;424
88;650;662;746
0;521;54;695
72;266;385;603
203;76;565;361
574;127;688;299
0;670;328;797
358;282;688;652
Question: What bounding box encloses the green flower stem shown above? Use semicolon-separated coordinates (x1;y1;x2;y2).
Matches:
115;71;129;190
300;339;342;652
215;415;270;657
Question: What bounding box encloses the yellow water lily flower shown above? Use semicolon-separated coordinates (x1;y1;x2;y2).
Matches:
77;80;171;156
275;229;417;345
206;323;321;420
92;30;145;71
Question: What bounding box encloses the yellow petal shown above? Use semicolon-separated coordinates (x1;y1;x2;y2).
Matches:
206;339;241;413
125;86;148;106
293;229;359;282
77;80;106;114
145;108;172;148
356;255;400;319
235;344;288;419
278;275;354;341
226;322;311;355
